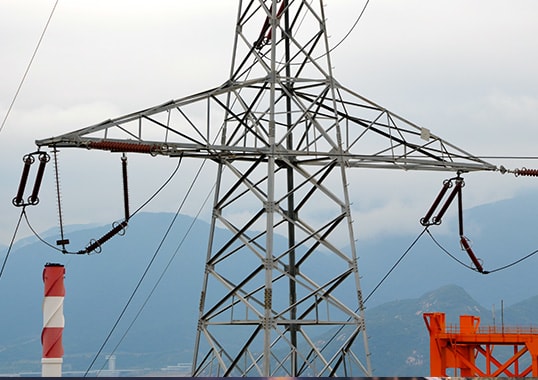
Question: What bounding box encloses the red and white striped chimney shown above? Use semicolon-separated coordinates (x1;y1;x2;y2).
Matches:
42;263;65;377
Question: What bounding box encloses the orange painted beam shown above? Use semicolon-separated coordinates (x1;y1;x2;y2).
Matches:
424;312;538;377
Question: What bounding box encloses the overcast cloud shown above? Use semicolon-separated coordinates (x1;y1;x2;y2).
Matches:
1;1;537;245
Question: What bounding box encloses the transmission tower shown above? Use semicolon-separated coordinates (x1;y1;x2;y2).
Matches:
35;0;498;376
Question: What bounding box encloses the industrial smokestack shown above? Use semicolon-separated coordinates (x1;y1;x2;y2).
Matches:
42;263;65;377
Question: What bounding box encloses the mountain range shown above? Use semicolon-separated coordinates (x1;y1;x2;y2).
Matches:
1;191;538;375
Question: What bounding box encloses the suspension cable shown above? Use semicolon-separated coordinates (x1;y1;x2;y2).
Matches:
0;0;60;135
364;226;429;304
0;209;26;281
96;179;216;376
419;174;487;273
23;211;64;253
251;0;370;67
130;159;183;218
427;228;538;275
477;155;538;160
426;229;478;272
487;249;538;273
23;156;183;255
299;226;428;375
85;158;210;376
322;0;371;59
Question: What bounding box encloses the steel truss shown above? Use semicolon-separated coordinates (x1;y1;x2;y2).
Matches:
36;0;498;376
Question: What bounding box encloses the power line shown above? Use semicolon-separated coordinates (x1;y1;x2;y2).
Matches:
427;229;538;274
426;229;478;272
478;156;538;160
301;226;428;374
23;211;62;253
268;0;370;65
23;156;183;255
0;209;26;281
314;223;538;371
364;226;428;304
130;158;183;217
488;248;538;273
326;0;371;56
85;157;209;376
0;0;59;135
96;180;215;376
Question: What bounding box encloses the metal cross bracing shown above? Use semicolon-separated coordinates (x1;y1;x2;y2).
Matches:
34;0;499;377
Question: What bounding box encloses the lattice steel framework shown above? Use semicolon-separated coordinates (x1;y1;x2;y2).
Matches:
35;0;498;376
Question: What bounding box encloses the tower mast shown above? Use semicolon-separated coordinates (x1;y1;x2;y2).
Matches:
35;0;498;376
191;1;374;375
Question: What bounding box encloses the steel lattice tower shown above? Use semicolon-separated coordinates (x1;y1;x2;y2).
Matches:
35;0;498;376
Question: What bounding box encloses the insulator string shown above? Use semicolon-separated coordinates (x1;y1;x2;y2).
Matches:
121;154;130;221
13;155;34;207
29;153;49;205
25;154;183;256
515;167;538;177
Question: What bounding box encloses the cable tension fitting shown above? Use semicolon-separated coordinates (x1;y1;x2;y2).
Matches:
420;174;487;274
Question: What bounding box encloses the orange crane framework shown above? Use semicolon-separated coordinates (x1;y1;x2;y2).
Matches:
424;312;538;376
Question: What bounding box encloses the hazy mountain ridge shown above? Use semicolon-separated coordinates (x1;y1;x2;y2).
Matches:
1;190;538;375
3;278;536;376
365;284;491;376
356;190;538;308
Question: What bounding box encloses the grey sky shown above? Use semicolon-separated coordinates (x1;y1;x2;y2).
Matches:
1;1;537;245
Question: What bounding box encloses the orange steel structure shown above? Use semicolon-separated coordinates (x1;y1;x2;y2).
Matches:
424;312;538;377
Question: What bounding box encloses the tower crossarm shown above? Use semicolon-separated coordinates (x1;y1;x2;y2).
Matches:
25;0;512;377
35;80;498;174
